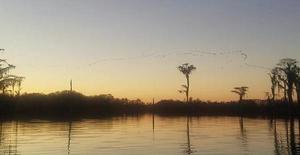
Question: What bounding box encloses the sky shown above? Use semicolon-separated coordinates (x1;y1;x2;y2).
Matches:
0;0;300;102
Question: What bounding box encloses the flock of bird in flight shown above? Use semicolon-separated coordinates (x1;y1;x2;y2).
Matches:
87;49;270;71
0;48;270;71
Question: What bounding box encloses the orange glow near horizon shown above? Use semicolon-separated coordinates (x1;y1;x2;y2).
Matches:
0;1;299;102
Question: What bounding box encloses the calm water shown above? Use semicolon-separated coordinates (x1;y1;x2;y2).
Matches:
0;115;299;155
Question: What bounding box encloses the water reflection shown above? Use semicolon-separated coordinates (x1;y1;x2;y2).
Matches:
67;121;72;155
14;121;18;155
271;117;300;155
238;116;248;152
0;116;300;154
185;116;192;154
273;119;283;155
152;113;155;144
152;113;155;134
0;121;19;155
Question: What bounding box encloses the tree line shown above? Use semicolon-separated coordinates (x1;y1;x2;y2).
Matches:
177;58;300;104
268;58;300;104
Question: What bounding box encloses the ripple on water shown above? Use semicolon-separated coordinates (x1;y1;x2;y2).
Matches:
0;115;299;155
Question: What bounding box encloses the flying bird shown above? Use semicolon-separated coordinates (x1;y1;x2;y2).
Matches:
241;53;248;61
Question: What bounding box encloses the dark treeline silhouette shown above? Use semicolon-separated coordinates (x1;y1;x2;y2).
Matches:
2;92;300;119
0;91;145;119
150;99;300;117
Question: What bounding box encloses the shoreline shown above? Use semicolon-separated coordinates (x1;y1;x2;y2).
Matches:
0;91;299;120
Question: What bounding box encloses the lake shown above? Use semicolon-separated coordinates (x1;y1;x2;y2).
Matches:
0;115;298;155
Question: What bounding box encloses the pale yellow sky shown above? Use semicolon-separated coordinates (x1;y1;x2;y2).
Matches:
0;0;300;102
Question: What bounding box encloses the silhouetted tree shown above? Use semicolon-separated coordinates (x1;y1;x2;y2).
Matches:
265;92;271;101
277;71;288;102
276;58;298;104
296;82;300;104
0;49;24;95
269;68;279;101
295;67;300;103
231;86;248;103
177;63;196;103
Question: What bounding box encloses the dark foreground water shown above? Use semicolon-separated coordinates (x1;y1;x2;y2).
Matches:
0;115;299;155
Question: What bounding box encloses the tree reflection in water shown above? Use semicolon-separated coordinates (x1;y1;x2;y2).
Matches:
67;121;72;155
0;121;18;155
184;116;195;154
271;117;300;155
0;116;300;154
238;116;249;152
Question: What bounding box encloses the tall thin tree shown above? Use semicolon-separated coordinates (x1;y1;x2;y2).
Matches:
178;63;196;103
269;68;279;101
